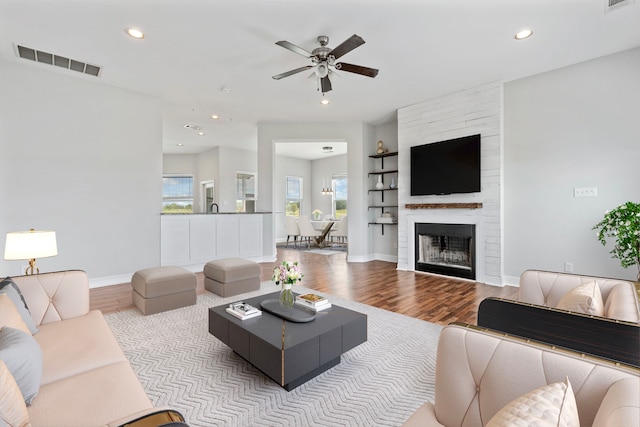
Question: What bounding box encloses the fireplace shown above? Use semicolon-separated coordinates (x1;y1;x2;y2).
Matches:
415;223;476;280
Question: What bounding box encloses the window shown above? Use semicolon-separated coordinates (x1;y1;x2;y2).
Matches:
236;171;256;213
162;175;193;213
333;174;347;219
285;176;303;216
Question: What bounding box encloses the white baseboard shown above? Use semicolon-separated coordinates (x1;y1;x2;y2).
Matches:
502;275;520;287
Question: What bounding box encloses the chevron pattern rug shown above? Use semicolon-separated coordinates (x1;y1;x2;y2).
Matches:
104;282;441;427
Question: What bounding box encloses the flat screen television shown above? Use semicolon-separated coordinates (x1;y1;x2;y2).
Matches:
410;134;481;196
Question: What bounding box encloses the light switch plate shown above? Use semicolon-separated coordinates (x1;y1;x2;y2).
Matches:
574;187;598;197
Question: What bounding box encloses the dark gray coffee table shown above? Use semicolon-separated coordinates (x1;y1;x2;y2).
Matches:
208;292;367;390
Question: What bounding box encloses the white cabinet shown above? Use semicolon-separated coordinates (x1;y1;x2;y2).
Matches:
161;214;269;267
160;218;190;265
189;216;216;262
216;215;240;257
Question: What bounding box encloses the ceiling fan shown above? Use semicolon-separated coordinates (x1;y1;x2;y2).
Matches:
272;34;379;94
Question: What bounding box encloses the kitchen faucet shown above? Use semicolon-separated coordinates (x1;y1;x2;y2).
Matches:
210;202;219;213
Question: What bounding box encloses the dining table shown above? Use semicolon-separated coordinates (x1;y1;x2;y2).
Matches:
310;220;335;248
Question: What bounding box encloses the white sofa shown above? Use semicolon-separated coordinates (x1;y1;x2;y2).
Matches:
518;269;640;322
403;323;640;427
9;270;164;427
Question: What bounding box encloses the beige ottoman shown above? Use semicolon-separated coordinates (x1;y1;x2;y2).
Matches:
204;258;260;297
131;266;197;315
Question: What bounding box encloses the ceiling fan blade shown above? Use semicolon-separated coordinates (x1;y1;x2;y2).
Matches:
275;40;313;58
272;65;312;80
334;62;379;78
320;76;332;93
328;34;365;60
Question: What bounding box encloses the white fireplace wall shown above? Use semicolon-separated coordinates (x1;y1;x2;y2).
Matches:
397;81;503;285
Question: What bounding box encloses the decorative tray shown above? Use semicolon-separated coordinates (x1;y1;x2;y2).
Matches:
260;299;316;323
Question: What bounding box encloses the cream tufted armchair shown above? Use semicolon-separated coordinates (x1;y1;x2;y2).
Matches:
403;323;640;427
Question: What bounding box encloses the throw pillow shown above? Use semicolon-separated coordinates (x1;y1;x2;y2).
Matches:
556;281;605;316
0;277;38;334
487;378;579;427
0;359;30;427
0;360;31;427
0;294;31;335
0;326;43;405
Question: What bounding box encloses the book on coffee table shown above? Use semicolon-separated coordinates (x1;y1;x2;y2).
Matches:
296;293;329;309
294;300;332;312
226;302;261;320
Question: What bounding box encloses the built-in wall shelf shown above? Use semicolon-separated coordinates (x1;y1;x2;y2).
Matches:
368;170;398;176
405;203;483;210
368;151;398;169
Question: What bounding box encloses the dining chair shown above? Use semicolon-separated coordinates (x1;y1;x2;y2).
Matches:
330;215;348;247
285;215;300;247
297;215;321;248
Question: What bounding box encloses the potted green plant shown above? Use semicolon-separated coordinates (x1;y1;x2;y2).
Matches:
593;201;640;280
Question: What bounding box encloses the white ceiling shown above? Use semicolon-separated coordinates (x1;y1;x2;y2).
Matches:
1;0;639;156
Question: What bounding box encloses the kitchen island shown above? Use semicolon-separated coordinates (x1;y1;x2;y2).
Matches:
161;212;273;268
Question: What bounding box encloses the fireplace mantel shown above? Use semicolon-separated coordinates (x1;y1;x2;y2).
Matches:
405;203;483;210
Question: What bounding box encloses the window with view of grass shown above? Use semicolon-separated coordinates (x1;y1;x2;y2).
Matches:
333;174;347;219
162;175;194;213
285;176;303;216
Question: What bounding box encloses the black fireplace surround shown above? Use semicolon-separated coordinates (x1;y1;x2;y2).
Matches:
415;223;476;280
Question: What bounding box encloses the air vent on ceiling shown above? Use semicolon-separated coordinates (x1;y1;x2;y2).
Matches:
605;0;635;12
15;44;102;77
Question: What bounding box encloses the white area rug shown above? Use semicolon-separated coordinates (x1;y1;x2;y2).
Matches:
104;283;441;427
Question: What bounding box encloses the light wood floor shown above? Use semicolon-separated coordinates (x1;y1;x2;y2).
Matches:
90;246;519;326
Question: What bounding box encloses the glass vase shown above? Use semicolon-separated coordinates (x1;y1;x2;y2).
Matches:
279;282;294;308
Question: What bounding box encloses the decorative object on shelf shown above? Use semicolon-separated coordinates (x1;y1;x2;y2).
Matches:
376;140;385;154
376;175;384;189
272;261;303;308
593;201;640;280
312;209;322;220
4;229;58;275
376;212;397;224
389;177;397;189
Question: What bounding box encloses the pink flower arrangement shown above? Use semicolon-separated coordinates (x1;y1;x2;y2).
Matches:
272;261;303;286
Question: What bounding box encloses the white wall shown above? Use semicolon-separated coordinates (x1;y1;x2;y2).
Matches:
273;154;311;242
503;47;640;283
0;60;162;283
397;81;504;285
217;146;257;213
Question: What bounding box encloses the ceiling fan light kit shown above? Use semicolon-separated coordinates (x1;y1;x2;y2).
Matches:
273;34;378;95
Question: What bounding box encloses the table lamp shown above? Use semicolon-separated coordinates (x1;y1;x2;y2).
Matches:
4;229;58;275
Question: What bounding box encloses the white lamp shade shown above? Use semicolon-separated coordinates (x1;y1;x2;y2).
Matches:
4;230;58;260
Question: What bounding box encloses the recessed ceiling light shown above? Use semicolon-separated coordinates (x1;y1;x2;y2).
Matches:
177;143;184;147
515;29;533;40
211;114;219;120
321;99;330;105
125;28;145;39
197;132;205;136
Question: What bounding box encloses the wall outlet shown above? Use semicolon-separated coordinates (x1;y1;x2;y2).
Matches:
574;187;598;198
564;262;574;273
